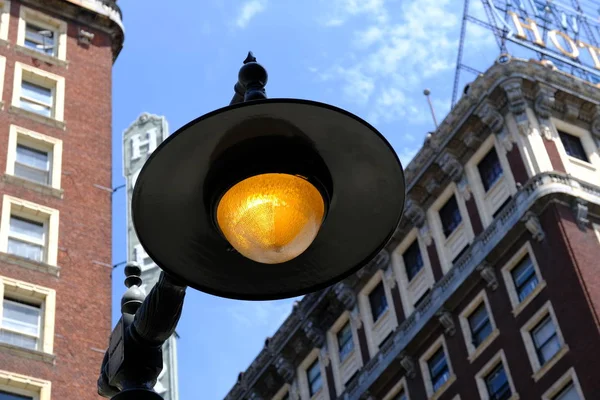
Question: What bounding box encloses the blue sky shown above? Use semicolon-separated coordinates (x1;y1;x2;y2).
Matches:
110;0;503;398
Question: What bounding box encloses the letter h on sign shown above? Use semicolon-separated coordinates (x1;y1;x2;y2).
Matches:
131;128;159;161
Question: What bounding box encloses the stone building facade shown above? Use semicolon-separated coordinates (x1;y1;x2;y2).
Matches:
0;1;123;399
223;57;600;400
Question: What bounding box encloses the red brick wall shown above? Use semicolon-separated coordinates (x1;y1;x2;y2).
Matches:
0;2;113;399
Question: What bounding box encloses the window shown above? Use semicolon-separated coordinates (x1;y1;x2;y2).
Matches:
24;23;55;56
17;6;67;61
337;321;353;362
14;145;50;185
368;282;388;322
11;63;65;123
414;289;430;309
478;148;503;192
0;276;56;356
0;195;60;267
521;302;568;381
439;195;462;237
428;348;450;393
0;298;41;350
559;131;588;162
0;391;33;400
0;369;51;400
511;255;538;303
403;240;423;281
0;1;10;42
531;315;561;366
20;81;52;118
469;303;492;347
393;390;407;400
552;382;580;400
307;359;322;397
485;363;512;400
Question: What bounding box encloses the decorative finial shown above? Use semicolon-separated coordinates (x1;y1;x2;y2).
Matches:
121;262;145;315
244;51;257;64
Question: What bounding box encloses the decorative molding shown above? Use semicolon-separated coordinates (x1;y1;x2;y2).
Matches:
435;309;456;336
359;391;375;400
78;28;95;45
522;211;545;241
502;78;527;116
436;151;464;182
475;100;504;134
463;131;482;148
303;319;325;349
275;356;295;384
248;389;264;400
573;198;589;230
334;282;357;310
419;222;433;247
425;177;440;194
533;84;556;140
384;266;397;289
457;174;471;201
263;375;276;391
476;262;498;291
404;198;426;228
563;98;581;121
350;306;363;329
289;381;300;400
320;347;330;368
398;352;417;379
591;104;600;147
497;127;515;151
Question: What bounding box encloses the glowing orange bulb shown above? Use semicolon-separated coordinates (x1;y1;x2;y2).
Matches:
216;173;325;264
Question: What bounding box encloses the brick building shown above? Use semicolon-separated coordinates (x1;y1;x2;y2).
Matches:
223;57;600;400
0;0;123;399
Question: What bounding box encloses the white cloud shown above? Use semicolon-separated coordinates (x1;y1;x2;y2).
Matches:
236;0;267;29
321;0;387;27
227;299;296;333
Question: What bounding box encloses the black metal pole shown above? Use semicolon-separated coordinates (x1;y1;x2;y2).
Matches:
97;52;270;400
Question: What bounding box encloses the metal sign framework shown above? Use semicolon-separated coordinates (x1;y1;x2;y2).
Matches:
452;0;600;107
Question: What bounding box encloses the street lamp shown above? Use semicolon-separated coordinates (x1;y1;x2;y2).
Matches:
98;52;405;399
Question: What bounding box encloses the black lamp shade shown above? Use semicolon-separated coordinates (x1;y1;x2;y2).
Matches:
132;99;405;300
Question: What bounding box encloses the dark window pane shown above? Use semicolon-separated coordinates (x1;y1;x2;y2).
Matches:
559;131;588;162
403;240;424;281
511;256;538;302
414;289;430;309
439;196;462;237
337;322;354;362
478;148;503;191
492;196;512;219
307;359;322;396
24;23;56;56
394;390;407;400
469;303;492;347
369;282;388;322
485;363;512;400
428;348;450;393
553;382;581;400
532;315;560;364
0;391;33;400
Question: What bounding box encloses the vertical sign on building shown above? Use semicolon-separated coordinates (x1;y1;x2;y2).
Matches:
122;113;179;400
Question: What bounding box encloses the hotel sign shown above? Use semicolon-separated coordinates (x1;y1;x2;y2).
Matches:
488;0;600;84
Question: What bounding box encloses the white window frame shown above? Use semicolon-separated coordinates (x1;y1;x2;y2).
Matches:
542;367;585;400
6;125;63;190
594;223;600;245
327;311;362;395
17;6;68;61
0;368;52;400
0;1;10;42
552;118;600;184
392;227;435;317
501;241;546;316
382;377;410;400
297;348;329;400
0;55;7;103
459;289;499;362
520;301;569;382
272;384;290;400
428;182;474;273
0;275;56;355
358;270;397;357
465;134;517;227
12;62;66;122
0;195;60;266
419;335;456;400
474;349;518;400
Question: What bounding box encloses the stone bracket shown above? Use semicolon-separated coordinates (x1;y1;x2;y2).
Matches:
435;308;456;336
533;83;556;141
436;151;464;183
573;199;589;230
522;211;545;241
398;352;417;379
476;261;498;291
303;319;325;349
334;282;357;310
274;356;295;384
405;198;426;228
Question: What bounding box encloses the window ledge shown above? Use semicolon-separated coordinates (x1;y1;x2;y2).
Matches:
444;222;464;245
512;280;547;317
0;38;8;48
532;345;569;382
468;329;500;363
15;45;68;68
0;342;55;364
567;156;596;171
372;309;391;331
8;105;66;130
429;374;456;400
0;251;60;276
483;175;506;200
2;174;63;199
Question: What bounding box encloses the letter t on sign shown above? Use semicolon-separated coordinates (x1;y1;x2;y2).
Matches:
131;128;158;160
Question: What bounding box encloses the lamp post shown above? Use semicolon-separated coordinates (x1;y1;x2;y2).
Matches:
98;52;406;399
